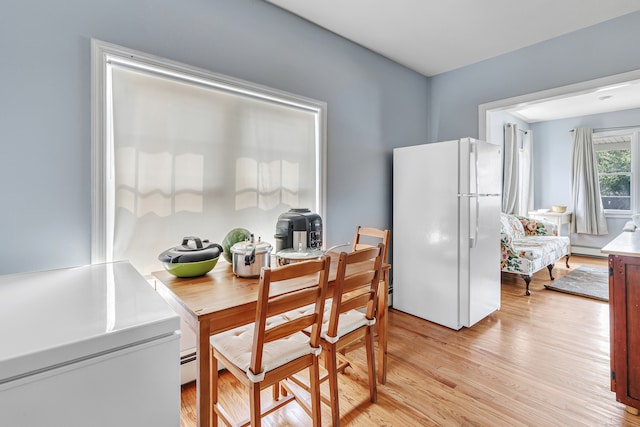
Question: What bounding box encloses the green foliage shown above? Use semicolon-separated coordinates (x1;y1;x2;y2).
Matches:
599;175;630;196
597;149;631;196
597;149;630;173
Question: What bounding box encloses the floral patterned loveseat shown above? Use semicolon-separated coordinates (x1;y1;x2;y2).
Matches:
500;213;571;295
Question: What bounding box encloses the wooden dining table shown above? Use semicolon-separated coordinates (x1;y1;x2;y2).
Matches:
152;252;390;427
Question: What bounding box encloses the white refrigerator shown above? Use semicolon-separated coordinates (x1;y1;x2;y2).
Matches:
0;261;181;427
393;138;502;330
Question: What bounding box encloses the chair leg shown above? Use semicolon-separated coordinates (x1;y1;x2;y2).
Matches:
325;344;341;427
365;326;378;403
377;274;389;385
520;274;532;296
250;382;262;427
210;347;219;427
309;357;322;427
547;264;555;280
565;254;571;269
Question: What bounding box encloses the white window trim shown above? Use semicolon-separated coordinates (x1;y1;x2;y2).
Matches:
90;39;327;264
631;130;640;215
592;128;640;218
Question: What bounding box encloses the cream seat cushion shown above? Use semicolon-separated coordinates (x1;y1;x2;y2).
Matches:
210;315;320;382
283;300;375;344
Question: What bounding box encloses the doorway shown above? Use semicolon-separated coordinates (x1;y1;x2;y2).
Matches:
478;69;640;255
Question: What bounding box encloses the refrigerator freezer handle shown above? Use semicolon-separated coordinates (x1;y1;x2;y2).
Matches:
470;140;479;195
469;195;479;248
469;141;479;249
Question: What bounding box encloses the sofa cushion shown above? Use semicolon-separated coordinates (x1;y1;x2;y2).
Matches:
283;300;374;344
504;235;570;275
500;213;525;239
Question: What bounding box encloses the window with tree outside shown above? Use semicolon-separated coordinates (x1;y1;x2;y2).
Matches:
594;129;640;216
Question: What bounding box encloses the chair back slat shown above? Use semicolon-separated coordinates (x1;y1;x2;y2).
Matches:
249;256;330;377
339;291;376;316
269;257;328;281
341;270;376;294
264;314;315;343
267;286;321;317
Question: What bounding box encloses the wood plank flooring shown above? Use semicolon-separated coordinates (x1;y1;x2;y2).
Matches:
180;255;640;426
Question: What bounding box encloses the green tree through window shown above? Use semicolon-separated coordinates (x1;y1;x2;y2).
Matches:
597;148;631;210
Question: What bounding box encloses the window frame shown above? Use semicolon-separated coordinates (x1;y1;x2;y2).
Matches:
91;39;327;265
593;129;640;218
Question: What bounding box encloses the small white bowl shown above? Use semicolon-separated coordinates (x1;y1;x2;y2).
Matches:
551;205;567;213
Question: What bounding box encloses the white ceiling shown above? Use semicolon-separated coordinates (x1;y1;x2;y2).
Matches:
265;0;640;122
507;79;640;123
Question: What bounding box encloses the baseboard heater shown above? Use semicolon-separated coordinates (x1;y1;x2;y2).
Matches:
180;349;226;385
181;351;196;365
180;350;197;385
571;246;606;258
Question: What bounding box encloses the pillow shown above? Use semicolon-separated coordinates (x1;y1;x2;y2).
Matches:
518;216;540;236
500;213;525;239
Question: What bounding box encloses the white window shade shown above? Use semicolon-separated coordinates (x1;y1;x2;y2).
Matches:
93;42;325;276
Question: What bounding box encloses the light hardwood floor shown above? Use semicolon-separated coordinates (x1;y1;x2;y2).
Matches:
180;255;640;426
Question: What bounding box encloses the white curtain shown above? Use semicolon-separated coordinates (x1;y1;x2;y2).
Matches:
517;130;534;216
502;124;533;215
571;128;608;234
502;124;519;214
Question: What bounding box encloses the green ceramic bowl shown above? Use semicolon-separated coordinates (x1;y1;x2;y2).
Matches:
159;236;223;278
162;257;219;278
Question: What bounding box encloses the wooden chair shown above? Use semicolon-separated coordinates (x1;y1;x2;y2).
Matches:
320;244;384;426
209;256;330;427
352;226;390;383
352;226;390;264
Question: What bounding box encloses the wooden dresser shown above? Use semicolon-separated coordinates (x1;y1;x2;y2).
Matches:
602;230;640;416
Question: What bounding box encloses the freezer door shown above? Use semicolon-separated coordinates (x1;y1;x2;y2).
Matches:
476;140;502;195
459;194;502;327
459;138;501;196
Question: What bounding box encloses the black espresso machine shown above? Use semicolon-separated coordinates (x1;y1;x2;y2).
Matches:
274;208;323;252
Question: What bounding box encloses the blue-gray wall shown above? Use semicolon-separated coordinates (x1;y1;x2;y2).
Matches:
0;0;428;275
531;108;640;250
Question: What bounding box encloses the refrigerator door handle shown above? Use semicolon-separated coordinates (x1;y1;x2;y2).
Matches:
470;195;479;248
468;141;479;249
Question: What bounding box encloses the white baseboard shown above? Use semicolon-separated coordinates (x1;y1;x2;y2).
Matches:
570;246;607;258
